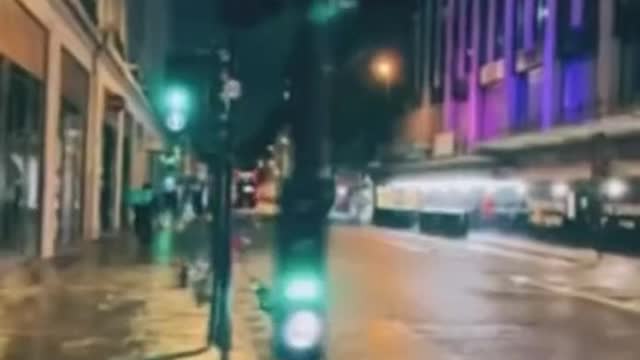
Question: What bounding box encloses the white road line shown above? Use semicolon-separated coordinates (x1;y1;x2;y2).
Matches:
466;243;574;267
376;236;435;254
509;274;640;315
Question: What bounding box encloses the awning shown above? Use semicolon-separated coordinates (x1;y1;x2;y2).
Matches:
478;109;640;152
517;162;591;182
385;155;496;174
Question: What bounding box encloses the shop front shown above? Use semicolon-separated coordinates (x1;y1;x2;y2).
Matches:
0;0;48;257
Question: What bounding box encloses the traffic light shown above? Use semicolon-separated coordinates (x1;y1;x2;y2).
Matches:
162;85;192;133
165;85;191;112
272;177;334;359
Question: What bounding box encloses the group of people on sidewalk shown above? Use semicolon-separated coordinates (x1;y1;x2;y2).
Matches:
127;176;209;247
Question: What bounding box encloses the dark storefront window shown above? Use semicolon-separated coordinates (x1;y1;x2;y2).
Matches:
479;3;489;65
0;59;45;256
614;0;640;43
79;0;98;24
57;50;89;251
428;0;446;104
515;0;525;50
557;0;599;58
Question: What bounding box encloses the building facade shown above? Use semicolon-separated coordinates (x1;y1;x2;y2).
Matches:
418;0;640;151
0;0;164;259
375;0;640;234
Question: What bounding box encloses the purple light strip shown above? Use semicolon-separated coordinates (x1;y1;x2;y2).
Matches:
571;0;584;28
542;0;558;130
524;0;535;49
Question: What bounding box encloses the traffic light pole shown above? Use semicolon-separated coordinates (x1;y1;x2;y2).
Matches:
208;36;236;359
273;2;334;359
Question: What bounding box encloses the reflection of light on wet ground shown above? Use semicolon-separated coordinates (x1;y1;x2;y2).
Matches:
0;227;219;360
152;230;174;265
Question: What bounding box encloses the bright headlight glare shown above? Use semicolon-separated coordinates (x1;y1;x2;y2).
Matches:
551;182;570;199
283;310;323;350
604;178;628;199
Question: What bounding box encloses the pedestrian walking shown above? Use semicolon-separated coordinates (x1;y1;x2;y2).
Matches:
129;183;155;248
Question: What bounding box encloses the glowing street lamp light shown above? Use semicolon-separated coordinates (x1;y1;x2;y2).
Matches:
370;52;399;95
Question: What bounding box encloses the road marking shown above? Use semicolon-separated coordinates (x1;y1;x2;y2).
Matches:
357;226;576;266
509;274;640;315
466;243;573;267
376;236;434;254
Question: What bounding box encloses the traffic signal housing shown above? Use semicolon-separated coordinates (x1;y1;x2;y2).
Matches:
272;177;334;359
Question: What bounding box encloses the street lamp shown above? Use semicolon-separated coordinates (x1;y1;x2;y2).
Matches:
370;52;399;96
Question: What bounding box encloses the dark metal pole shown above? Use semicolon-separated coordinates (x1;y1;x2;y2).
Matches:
273;2;334;359
208;33;236;357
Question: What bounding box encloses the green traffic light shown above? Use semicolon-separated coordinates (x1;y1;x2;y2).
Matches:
285;276;321;301
165;86;190;112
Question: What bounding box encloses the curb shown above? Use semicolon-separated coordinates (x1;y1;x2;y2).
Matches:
511;275;640;316
234;263;273;360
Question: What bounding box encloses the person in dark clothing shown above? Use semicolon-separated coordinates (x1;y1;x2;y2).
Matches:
190;179;204;216
131;183;155;247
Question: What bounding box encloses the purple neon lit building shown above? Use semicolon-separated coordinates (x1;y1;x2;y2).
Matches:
419;0;640;153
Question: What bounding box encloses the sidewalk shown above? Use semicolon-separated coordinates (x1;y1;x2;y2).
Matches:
0;227;257;360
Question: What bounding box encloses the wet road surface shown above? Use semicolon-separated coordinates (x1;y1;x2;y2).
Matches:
242;224;640;360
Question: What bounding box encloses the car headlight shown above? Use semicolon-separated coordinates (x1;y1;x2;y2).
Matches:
603;178;628;200
551;182;570;199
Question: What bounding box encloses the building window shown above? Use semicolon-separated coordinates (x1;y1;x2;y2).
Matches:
557;0;599;58
614;0;640;43
464;0;473;73
479;3;489;65
429;0;447;103
0;59;45;256
57;49;89;251
79;0;98;24
494;0;506;60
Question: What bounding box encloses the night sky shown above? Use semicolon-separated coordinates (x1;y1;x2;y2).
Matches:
170;0;418;165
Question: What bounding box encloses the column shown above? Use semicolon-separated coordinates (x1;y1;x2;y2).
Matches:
504;0;518;133
542;0;559;130
112;109;126;229
596;0;619;114
40;32;62;258
421;0;434;105
456;0;467;78
443;0;457;132
468;0;481;147
84;66;104;241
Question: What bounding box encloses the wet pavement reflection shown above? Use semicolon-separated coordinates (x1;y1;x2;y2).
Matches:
0;228;210;360
242;224;640;360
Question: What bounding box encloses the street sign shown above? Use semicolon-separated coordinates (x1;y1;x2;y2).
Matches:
223;79;242;100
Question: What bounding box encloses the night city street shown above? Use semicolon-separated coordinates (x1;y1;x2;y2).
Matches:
242;224;640;360
3;0;640;359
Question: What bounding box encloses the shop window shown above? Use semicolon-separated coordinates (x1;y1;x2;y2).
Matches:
0;60;45;256
57;49;89;251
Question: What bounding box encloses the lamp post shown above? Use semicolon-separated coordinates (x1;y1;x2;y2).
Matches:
370;52;399;97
